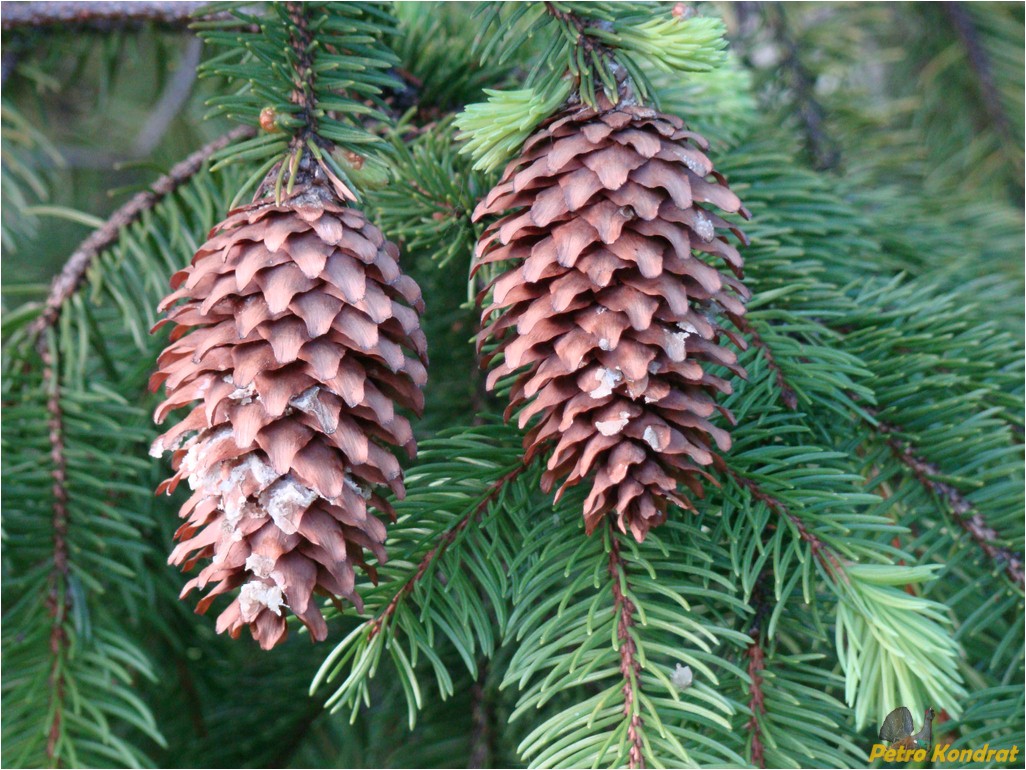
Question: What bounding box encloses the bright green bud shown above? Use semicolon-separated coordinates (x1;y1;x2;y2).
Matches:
614;13;727;74
455;81;572;173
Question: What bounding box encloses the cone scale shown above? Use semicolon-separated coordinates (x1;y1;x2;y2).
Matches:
473;98;750;541
150;164;426;649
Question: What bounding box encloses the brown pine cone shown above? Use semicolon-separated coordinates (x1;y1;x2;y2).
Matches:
472;99;749;541
150;176;426;649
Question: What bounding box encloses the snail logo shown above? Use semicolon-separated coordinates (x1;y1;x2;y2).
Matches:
880;706;935;751
868;706;1021;764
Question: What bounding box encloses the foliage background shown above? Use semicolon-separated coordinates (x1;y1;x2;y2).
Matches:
1;2;1023;769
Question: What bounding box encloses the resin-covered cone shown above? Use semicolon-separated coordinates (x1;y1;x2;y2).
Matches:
150;178;426;649
473;99;750;541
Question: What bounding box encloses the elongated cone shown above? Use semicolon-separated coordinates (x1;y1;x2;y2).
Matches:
150;169;426;649
473;98;750;541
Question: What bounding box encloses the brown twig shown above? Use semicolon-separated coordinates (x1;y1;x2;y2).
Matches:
0;2;226;30
27;125;255;349
875;419;1024;589
29;127;250;759
746;642;767;768
541;2;631;100
284;2;317;139
367;465;525;640
744;576;772;769
734;316;799;410
41;339;70;765
608;527;645;769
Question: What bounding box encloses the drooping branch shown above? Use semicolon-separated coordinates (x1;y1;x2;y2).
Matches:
764;4;841;171
0;2;225;31
744;576;772;769
941;3;1018;158
739;325;1021;587
745;642;767;768
367;465;525;640
28;125;255;348
14;135;257;715
41;339;70;765
608;527;645;769
735;316;799;410
468;663;494;768
875;420;1024;589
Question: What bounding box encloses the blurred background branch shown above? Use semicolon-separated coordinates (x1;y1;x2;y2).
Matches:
1;1;222;31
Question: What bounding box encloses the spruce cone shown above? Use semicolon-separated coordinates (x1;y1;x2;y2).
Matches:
473;100;749;541
150;178;426;649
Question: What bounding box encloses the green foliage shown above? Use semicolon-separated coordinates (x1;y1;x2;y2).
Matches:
1;164;243;767
652;56;758;151
389;2;513;112
504;512;749;768
0;351;164;769
740;623;867;768
198;1;400;198
751;3;1025;300
873;2;1024;198
1;2;1024;769
312;422;527;725
606;13;727;75
0;102;61;253
367;119;489;269
458;1;731;168
836;565;966;729
455;83;572;173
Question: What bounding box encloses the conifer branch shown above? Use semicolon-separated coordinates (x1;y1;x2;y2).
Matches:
734;316;799;410
941;3;1017;155
543;3;611;58
367;465;525;640
608;527;645;769
876;421;1025;589
732;323;1021;587
42;339;70;767
745;642;767;768
0;2;225;31
284;2;318;140
541;2;631;101
764;4;840;171
721;463;846;580
27;125;255;348
745;578;771;769
468;664;493;768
